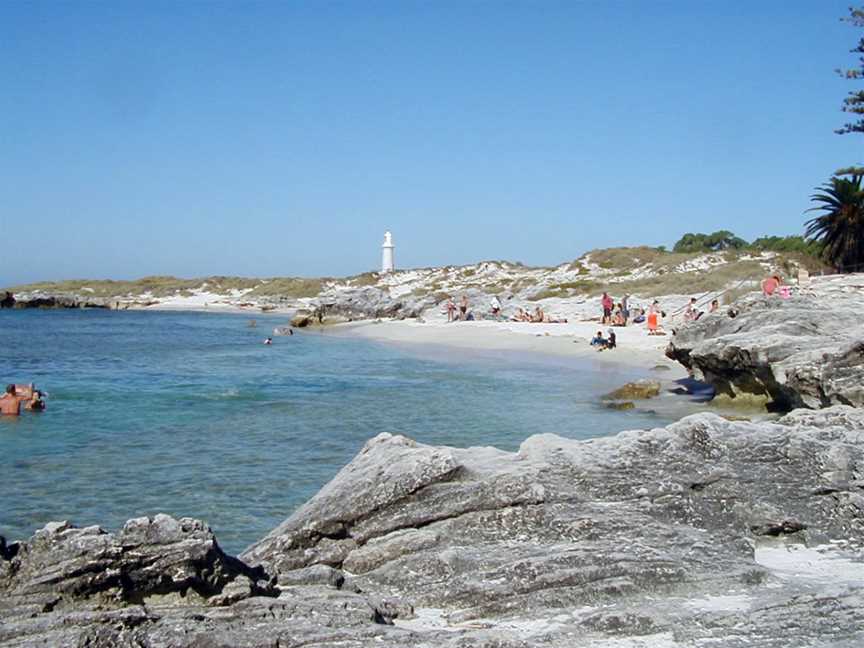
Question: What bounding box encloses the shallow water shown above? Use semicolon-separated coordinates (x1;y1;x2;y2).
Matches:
1;310;677;553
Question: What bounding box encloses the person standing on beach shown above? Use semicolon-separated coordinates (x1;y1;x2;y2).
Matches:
601;292;613;324
460;295;469;321
446;297;456;322
621;294;630;325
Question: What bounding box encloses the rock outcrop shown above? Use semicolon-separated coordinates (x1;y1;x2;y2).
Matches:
4;294;111;309
5;409;863;646
0;515;275;617
602;378;662;400
666;276;864;410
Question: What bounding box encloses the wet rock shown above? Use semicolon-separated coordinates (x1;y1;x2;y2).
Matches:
602;378;661;400
290;310;313;327
603;401;635;410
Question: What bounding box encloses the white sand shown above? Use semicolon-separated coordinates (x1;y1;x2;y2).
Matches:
336;318;680;372
138;290;294;314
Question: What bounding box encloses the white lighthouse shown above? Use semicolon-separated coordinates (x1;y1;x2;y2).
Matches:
381;231;395;273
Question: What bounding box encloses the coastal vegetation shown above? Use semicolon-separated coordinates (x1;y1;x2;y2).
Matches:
806;174;864;271
836;7;864;139
801;6;864;270
4;240;830;310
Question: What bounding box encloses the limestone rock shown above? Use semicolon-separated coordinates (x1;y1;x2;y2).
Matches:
5;410;864;646
290;310;313;327
666;277;864;410
603;400;635;410
602;378;661;400
0;514;275;620
241;432;460;572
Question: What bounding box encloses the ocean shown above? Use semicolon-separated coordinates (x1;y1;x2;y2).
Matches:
1;309;678;554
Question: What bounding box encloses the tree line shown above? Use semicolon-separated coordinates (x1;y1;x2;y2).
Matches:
806;7;864;272
670;231;823;257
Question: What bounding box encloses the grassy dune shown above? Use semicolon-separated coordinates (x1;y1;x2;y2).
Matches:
4;247;830;304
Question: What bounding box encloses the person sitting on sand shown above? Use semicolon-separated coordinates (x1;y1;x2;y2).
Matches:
511;307;525;322
631;307;646;324
762;274;782;297
532;306;545;323
598;329;617;351
590;331;606;346
611;304;626;326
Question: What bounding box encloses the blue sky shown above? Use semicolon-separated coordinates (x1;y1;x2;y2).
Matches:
1;1;861;285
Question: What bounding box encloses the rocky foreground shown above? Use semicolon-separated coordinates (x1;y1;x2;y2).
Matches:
3;405;864;647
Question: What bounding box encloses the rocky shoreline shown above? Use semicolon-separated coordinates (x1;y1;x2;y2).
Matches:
3;278;864;647
2;406;864;647
666;275;864;410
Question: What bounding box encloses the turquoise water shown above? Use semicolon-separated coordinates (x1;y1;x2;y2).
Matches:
1;310;673;553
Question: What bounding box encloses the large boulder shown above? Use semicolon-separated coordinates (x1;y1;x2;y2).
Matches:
237;407;864;646
666;276;864;410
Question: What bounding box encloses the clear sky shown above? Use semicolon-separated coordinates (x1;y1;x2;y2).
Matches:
1;1;861;285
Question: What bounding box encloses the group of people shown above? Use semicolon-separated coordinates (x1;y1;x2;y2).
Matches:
590;329;617;351
600;292;664;333
445;295;474;322
510;306;568;323
0;384;46;416
683;297;720;323
600;292;631;326
445;295;567;323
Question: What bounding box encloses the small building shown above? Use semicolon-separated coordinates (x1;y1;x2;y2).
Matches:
382;231;395;273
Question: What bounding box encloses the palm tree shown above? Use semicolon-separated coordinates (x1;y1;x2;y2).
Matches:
805;174;864;272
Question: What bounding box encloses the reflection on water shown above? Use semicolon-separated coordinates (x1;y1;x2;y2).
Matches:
2;309;680;553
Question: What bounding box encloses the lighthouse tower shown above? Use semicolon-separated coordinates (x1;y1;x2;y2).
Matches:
381;231;395;273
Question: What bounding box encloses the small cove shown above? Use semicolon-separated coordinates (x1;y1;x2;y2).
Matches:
3;309;686;553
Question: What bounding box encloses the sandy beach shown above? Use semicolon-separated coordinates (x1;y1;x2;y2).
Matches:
336;317;683;374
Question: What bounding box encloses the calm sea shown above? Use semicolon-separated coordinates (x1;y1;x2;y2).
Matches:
1;310;676;554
